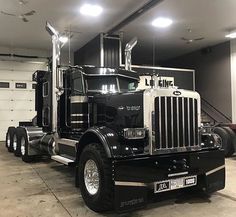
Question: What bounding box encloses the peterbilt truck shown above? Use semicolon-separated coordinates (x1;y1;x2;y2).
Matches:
5;23;225;212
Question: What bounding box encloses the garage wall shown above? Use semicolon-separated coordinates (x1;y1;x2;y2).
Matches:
0;60;47;141
161;41;232;119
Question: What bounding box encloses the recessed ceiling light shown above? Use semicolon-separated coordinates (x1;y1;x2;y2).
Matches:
152;17;173;28
59;36;68;43
225;32;236;39
80;4;103;17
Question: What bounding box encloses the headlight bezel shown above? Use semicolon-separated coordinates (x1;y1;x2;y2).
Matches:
123;128;147;140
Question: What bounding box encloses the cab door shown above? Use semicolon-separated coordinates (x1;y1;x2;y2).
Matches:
70;70;88;131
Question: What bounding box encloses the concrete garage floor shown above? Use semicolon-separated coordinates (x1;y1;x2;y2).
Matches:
0;142;236;217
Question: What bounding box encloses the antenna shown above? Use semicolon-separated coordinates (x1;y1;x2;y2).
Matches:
68;25;71;65
152;37;156;74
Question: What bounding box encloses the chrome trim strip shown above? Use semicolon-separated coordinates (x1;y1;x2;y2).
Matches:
187;98;191;146
182;98;185;146
115;181;147;187
51;155;74;165
168;171;189;177
159;97;162;149
71;121;87;124
85;73;139;81
193;99;196;146
171;97;174;148
71;95;88;103
206;165;225;176
57;138;77;147
165;97;168;148
193;70;196;91
100;33;104;67
71;114;88;117
103;35;120;40
119;38;122;67
121;64;195;72
116;77;120;92
177;97;180;148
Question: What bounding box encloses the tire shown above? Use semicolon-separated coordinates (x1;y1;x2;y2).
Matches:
78;143;113;212
19;128;33;163
5;127;16;153
213;127;232;157
14;127;24;157
222;127;236;157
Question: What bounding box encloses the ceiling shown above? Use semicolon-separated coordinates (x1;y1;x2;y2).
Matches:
0;0;236;62
121;0;236;62
0;0;148;51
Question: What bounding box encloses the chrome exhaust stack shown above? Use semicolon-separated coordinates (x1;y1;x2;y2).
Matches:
125;37;137;71
45;22;64;133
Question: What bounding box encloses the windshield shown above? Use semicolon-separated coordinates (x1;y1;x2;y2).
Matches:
86;76;138;93
119;77;138;92
86;76;118;93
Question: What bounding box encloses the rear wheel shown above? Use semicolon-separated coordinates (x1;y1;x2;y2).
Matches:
14;127;24;157
222;127;236;157
13;133;18;155
6;127;16;153
78;143;113;212
20;129;33;163
213;127;232;157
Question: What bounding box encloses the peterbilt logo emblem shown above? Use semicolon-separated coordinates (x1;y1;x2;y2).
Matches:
173;91;181;96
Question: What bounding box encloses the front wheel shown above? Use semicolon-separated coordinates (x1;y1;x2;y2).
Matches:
78;143;114;212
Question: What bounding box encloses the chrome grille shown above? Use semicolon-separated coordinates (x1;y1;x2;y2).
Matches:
154;96;199;150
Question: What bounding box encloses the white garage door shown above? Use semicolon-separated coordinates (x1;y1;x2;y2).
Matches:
0;60;47;141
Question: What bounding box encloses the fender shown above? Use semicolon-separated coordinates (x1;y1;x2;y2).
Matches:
77;126;121;159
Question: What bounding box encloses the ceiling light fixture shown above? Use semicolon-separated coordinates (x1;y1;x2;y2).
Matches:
80;4;103;17
59;36;69;43
152;17;173;28
225;32;236;39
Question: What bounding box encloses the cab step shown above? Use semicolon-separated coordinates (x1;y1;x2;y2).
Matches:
51;155;75;166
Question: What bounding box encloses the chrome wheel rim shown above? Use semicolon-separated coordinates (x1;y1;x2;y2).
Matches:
84;159;100;195
213;134;222;148
6;133;10;148
13;134;17;151
21;137;26;156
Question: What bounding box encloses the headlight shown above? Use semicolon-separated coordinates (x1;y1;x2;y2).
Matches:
123;128;146;140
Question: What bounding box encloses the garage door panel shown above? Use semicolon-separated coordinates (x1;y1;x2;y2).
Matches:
7;111;36;120
0;130;7;141
0;60;46;141
0;61;47;71
0;111;12;121
13;91;35;100
11;100;35;110
0;91;13;100
0;120;17;128
0;101;13;110
0;71;32;81
0;120;18;141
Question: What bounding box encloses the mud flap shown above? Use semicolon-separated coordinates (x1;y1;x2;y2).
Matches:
198;165;225;193
114;184;147;212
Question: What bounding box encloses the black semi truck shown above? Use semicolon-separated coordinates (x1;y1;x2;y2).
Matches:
5;23;225;212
